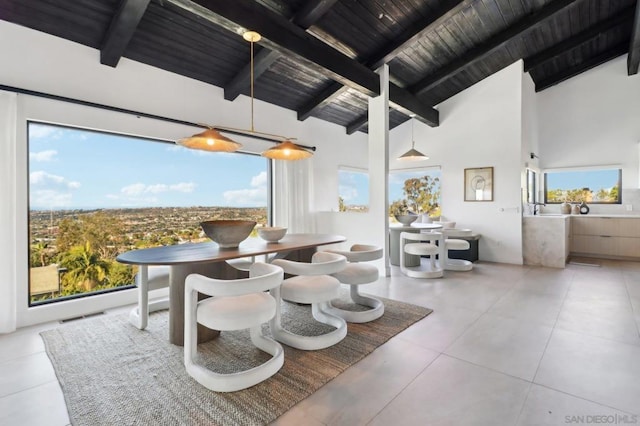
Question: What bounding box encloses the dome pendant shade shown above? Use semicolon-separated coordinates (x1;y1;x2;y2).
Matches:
177;128;242;152
398;147;429;161
262;140;313;160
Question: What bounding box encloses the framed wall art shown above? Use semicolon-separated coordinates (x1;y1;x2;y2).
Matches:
464;167;493;201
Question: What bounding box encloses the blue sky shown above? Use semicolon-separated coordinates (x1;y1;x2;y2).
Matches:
28;123;268;210
546;169;619;191
338;168;441;206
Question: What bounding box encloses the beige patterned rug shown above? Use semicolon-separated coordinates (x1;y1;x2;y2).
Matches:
41;296;432;426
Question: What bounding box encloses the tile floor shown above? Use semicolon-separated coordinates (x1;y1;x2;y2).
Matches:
2;259;640;426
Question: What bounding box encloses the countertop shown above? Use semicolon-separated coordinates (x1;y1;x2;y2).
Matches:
525;214;640;219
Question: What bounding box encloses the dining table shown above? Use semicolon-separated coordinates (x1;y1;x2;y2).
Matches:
116;233;346;346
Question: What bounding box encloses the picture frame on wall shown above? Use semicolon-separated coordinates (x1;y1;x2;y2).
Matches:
464;167;493;201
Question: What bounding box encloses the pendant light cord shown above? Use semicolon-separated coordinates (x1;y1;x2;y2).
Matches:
250;39;255;133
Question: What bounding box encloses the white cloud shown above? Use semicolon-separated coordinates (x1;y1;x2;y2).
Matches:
29;150;58;162
29;124;61;140
223;187;267;206
251;171;268;187
339;185;358;201
30;189;73;208
121;183;147;196
30;171;80;189
120;182;196;196
169;182;195;193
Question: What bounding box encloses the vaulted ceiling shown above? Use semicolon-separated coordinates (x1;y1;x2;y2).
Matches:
1;0;638;134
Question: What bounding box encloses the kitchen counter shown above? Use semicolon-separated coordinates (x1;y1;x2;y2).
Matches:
522;215;571;268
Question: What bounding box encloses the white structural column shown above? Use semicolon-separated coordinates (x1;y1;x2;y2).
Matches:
0;91;17;333
368;65;390;276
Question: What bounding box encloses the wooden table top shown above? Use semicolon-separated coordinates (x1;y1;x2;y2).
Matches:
116;233;346;266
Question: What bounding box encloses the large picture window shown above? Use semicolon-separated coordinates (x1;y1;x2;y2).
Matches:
544;168;621;204
28;122;270;305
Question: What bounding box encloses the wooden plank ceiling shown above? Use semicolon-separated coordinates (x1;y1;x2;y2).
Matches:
0;0;637;134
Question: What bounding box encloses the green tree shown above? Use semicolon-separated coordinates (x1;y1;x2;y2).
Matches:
338;196;346;212
58;242;110;292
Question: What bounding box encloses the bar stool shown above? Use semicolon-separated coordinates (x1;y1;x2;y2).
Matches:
400;232;443;278
443;229;473;271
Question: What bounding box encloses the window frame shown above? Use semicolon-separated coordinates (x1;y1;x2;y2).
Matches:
543;166;622;205
27;120;273;307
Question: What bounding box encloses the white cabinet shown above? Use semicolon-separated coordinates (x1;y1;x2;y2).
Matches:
570;217;640;260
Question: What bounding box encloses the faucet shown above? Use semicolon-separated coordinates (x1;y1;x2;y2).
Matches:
532;202;545;215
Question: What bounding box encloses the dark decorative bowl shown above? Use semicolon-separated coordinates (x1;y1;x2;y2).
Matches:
200;220;256;248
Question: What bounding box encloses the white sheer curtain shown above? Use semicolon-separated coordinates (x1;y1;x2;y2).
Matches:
272;158;315;233
0;91;17;333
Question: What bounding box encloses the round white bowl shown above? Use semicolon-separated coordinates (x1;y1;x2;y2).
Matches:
257;226;287;242
200;220;256;248
394;214;418;225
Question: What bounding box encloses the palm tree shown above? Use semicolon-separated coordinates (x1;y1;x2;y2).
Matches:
58;242;110;292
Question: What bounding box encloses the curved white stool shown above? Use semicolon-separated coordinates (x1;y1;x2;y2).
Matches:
184;262;284;392
324;244;384;323
270;252;348;350
129;265;170;330
443;228;474;271
400;232;443;278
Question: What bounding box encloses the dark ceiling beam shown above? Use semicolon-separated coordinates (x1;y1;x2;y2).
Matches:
100;0;151;67
173;0;439;126
628;1;640;75
409;0;579;96
297;0;466;122
535;42;629;92
346;114;369;135
224;0;337;101
524;7;634;72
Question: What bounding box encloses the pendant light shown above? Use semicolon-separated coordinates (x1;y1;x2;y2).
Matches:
176;31;312;159
176;127;242;152
398;117;428;161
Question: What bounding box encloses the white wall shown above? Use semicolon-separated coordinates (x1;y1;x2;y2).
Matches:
537;55;640;214
391;62;525;264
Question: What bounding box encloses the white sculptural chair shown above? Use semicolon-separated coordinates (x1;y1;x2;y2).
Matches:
270;252;348;350
400;231;444;278
184;262;284;392
323;244;384;323
443;228;474;271
129;265;170;330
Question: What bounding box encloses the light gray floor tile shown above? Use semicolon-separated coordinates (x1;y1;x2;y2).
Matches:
369;355;530;426
0;352;57;398
516;384;636;426
0;381;69;426
397;304;484;352
555;296;640;346
511;272;572;297
445;313;553;381
0;328;45;363
488;289;565;327
535;329;640;415
288;337;439;426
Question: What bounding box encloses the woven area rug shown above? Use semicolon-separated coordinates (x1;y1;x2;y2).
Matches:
41;296;432;426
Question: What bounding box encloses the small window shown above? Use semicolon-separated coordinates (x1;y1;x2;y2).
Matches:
544;168;621;204
338;168;369;212
389;167;441;220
